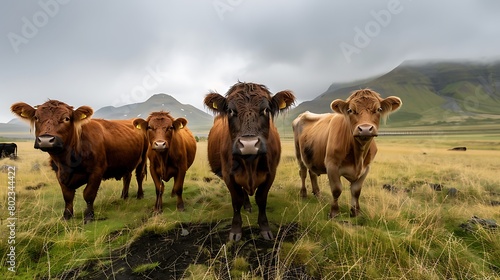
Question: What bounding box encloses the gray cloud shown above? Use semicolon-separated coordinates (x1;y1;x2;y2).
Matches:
1;0;499;122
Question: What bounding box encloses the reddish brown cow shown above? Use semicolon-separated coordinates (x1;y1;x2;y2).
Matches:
133;112;196;213
292;89;401;218
11;100;148;222
204;82;295;241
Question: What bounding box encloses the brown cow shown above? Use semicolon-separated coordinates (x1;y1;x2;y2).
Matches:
11;100;148;222
204;82;295;241
133;111;197;213
292;89;401;218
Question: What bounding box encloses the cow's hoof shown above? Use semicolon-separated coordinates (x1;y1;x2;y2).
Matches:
350;208;360;217
152;209;162;215
62;209;73;220
244;205;252;213
328;211;339;219
137;193;144;199
299;190;307;198
228;232;242;242
83;210;94;224
260;230;274;240
61;216;71;221
84;215;94;224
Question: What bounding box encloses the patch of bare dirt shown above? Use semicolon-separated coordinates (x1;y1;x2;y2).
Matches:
59;222;317;280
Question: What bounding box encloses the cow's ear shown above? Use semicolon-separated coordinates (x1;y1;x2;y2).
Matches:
11;102;36;120
204;93;226;114
271;90;296;114
173;118;187;130
73;106;93;124
133;118;148;132
331;99;348;114
380;96;402;113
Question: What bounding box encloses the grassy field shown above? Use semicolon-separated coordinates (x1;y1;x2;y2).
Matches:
1;135;499;279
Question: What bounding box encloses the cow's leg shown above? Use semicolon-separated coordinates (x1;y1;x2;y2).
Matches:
135;161;146;199
60;184;75;220
228;184;245;242
243;192;252;213
255;181;273;240
309;170;320;197
299;163;308;198
350;166;369;217
172;171;186;211
82;180;101;223
150;167;164;214
295;139;309;198
120;172;132;199
326;164;343;219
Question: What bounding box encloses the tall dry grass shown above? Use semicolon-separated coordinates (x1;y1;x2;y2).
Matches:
0;136;499;279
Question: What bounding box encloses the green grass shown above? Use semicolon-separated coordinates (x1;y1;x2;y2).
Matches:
132;261;160;274
1;135;499;279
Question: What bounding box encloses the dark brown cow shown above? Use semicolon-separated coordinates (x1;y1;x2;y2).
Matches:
133;111;197;213
11;100;148;222
292;89;401;218
204;82;295;241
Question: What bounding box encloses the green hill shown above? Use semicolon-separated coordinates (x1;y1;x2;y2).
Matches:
285;60;500;128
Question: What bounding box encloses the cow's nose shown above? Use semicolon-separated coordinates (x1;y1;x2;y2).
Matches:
36;135;56;148
237;136;261;155
153;141;167;150
356;125;376;137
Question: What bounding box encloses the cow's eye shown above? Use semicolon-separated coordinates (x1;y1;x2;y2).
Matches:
64;117;70;122
347;108;354;114
262;108;269;116
377;107;383;112
147;126;152;130
34;116;39;122
169;126;174;131
228;109;236;117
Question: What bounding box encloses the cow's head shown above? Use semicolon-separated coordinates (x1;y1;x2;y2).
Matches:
133;112;187;153
204;82;295;155
331;89;401;143
11;100;93;153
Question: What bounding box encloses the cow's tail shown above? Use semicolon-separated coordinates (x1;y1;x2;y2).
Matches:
142;160;148;181
291;118;303;166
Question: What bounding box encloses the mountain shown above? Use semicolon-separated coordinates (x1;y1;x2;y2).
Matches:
289;60;500;127
93;93;213;134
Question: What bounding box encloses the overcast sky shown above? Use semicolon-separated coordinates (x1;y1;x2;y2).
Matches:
1;0;499;123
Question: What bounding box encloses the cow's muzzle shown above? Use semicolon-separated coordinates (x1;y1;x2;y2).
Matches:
233;136;266;155
354;124;378;139
35;134;64;152
152;140;169;151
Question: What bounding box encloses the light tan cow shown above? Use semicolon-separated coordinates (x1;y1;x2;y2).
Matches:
292;89;402;218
